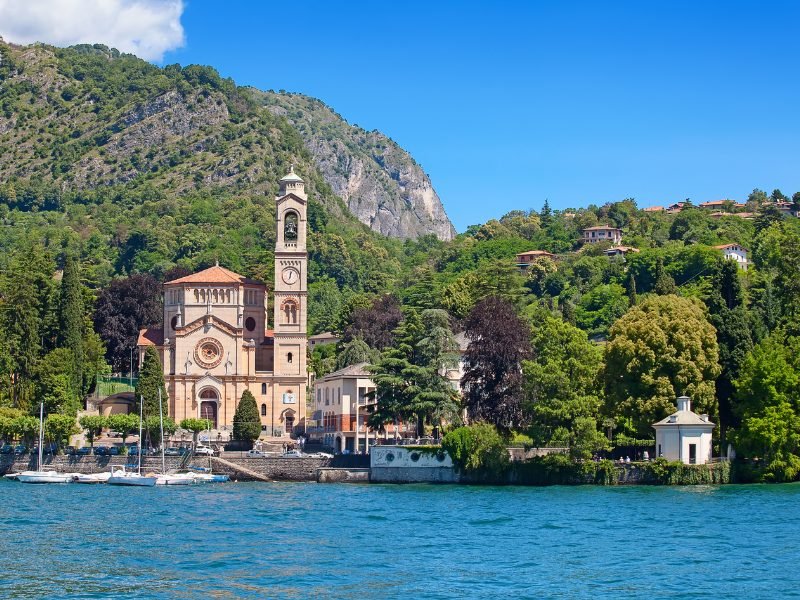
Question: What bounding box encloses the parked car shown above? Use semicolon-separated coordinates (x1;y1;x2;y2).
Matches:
246;449;265;458
14;445;27;455
77;447;92;456
107;446;120;456
64;446;77;455
194;445;215;456
164;447;181;456
178;447;189;455
93;446;108;456
0;444;13;454
282;449;303;458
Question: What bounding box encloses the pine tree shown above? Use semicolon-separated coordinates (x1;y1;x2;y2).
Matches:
134;346;167;420
233;390;260;445
57;253;85;397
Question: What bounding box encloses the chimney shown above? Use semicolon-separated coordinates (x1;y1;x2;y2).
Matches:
700;414;709;422
677;396;691;412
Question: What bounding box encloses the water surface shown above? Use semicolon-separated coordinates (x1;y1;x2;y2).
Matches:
2;480;798;598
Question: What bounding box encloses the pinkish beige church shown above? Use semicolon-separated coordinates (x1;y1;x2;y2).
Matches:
137;168;308;437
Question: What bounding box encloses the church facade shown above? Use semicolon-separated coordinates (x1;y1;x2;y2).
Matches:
137;167;309;437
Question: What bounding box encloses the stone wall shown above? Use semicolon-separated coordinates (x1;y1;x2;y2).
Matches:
0;454;331;482
316;468;370;483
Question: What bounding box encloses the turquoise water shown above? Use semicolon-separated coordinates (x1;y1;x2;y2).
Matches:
1;480;798;599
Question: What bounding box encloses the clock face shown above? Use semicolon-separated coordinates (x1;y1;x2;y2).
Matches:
282;268;299;285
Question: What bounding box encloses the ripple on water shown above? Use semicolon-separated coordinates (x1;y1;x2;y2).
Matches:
2;480;800;598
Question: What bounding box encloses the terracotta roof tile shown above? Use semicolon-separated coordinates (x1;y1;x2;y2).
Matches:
165;265;262;286
137;327;163;347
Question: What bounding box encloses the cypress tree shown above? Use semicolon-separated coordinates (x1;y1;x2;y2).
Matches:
653;257;677;295
233;390;261;444
134;346;168;420
627;272;638;307
57;253;84;397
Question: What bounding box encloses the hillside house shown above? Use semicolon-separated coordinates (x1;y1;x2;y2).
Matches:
581;225;622;245
516;250;555;270
714;243;748;270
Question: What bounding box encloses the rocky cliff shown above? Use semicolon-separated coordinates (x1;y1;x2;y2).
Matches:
259;93;455;240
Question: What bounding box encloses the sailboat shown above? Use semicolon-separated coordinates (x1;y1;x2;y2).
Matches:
107;395;157;487
156;389;195;486
186;421;228;483
17;403;73;484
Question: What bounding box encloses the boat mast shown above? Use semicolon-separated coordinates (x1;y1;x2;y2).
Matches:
138;395;144;474
37;401;44;473
159;388;165;474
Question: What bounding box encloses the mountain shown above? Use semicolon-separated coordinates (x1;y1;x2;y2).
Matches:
257;92;455;240
0;40;454;240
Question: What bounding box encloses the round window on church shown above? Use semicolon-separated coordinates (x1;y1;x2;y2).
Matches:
194;338;224;369
245;316;256;332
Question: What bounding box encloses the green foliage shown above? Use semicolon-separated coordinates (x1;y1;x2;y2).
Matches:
134;346;168;420
604;295;721;435
78;414;107;447
45;413;79;450
144;415;177;449
441;423;509;477
523;311;603;445
336;338;379;371
233;390;261;444
107;412;139;446
179;418;212;447
732;327;800;480
639;458;731;485
57;252;85;397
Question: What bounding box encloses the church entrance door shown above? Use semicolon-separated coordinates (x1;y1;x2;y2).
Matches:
199;389;219;429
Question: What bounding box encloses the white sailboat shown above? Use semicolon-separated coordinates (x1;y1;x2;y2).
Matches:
17;403;73;484
155;390;198;485
108;395;157;487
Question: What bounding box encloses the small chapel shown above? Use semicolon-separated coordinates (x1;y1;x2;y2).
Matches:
137;167;309;438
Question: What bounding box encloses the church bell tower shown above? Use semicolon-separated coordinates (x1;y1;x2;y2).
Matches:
272;166;308;428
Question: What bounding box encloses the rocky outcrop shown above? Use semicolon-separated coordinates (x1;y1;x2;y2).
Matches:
262;93;456;240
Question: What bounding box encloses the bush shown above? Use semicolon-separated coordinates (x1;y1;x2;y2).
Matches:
441;423;509;479
639;458;731;484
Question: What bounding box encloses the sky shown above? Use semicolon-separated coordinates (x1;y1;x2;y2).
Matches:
1;1;799;232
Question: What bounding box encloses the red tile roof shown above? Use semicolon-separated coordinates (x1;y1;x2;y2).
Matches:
137;327;164;347
165;264;262;286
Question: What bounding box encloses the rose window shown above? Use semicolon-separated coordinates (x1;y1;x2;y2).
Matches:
195;338;224;369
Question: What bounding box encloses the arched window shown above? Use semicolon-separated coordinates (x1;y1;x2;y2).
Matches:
284;211;298;241
261;383;267;395
287;352;293;364
261;403;267;417
281;299;298;324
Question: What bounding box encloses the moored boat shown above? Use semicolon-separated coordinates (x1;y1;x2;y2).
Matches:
74;472;112;484
107;466;158;487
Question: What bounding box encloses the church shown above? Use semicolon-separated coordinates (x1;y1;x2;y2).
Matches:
137;167;308;438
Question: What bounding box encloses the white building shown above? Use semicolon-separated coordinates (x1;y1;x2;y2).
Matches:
714;243;748;270
652;396;715;464
581;225;622;245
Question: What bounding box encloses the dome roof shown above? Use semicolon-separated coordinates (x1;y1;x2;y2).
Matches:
279;164;304;183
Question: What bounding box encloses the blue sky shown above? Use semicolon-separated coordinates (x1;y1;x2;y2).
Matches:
3;1;799;231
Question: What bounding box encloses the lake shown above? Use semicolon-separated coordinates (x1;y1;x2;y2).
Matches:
1;479;798;598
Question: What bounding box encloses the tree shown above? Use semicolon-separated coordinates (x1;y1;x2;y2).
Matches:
653;257;677;295
233;390;260;445
56;253;85;397
441;422;509;476
45;413;79;451
369;310;459;437
733;328;800;481
144;415;177;449
626;272;637;307
134;346;168;420
107;413;139;448
575;283;628;338
343;295;403;350
180;418;212;448
93;274;161;372
35;348;80;415
705;260;753;443
604;295;721;436
79;415;107;448
523;312;604;445
462;296;531;431
335;338;379;370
